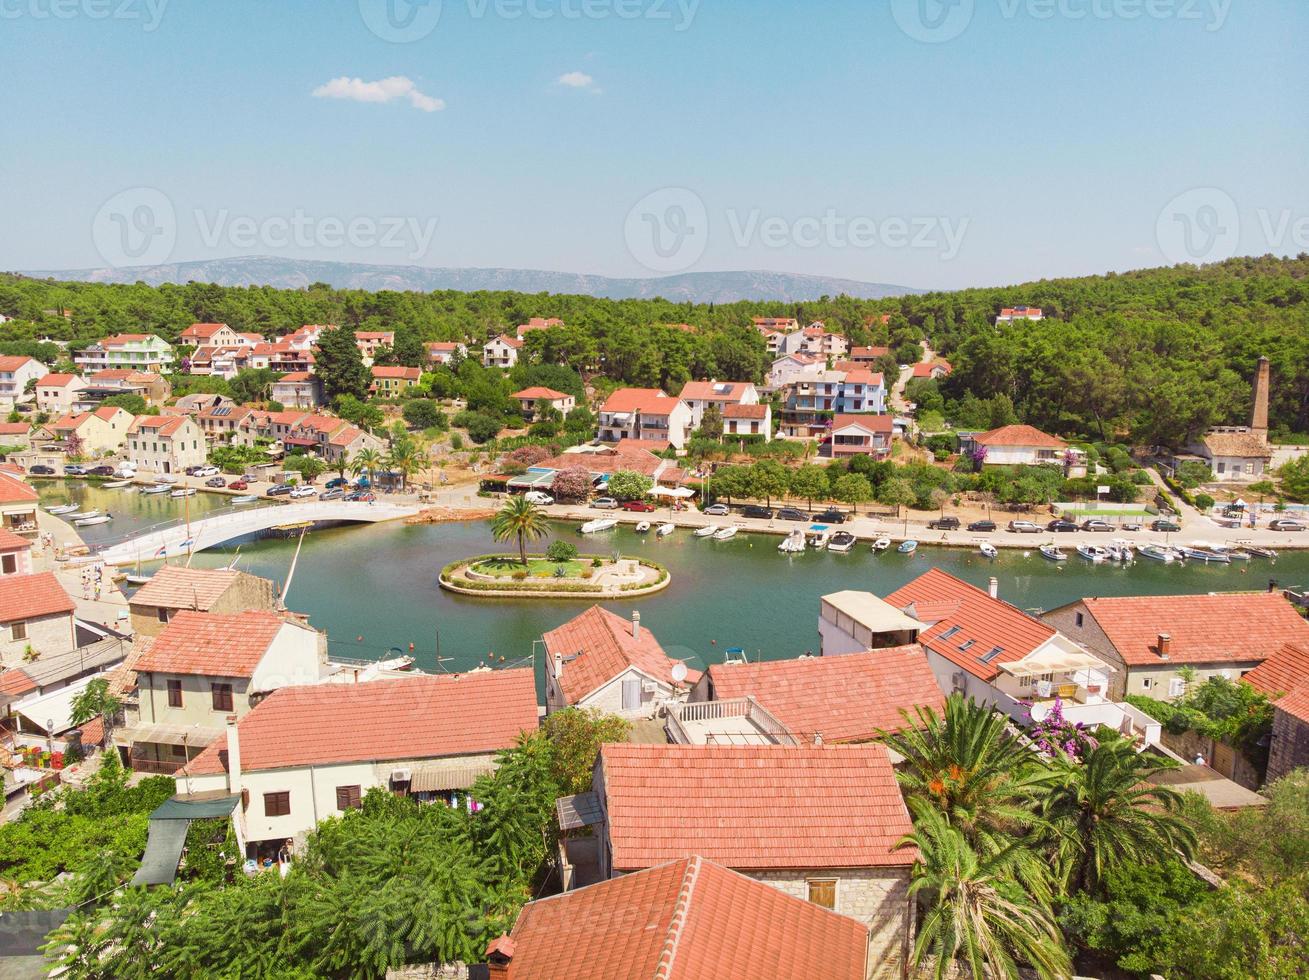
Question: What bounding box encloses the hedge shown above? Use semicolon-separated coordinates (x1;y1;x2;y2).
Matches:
439;554;668;594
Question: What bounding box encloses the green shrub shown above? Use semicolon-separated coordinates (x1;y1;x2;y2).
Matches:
546;540;578;563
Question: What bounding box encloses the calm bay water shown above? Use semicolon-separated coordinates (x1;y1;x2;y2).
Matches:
39;481;1309;689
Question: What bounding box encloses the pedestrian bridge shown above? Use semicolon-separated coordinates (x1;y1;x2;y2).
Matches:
98;499;421;565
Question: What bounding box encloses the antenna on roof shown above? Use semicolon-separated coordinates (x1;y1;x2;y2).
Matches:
671;662;688;684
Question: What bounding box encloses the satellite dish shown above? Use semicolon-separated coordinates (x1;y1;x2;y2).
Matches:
671;662;688;684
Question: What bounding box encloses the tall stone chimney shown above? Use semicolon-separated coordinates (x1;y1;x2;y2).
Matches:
1251;356;1270;442
632;610;641;640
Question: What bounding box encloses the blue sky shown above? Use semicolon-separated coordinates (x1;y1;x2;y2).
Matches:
1;0;1305;290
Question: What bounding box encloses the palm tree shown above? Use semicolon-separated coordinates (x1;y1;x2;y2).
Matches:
879;694;1045;850
386;441;421;492
69;677;122;745
351;448;382;486
1040;739;1197;897
491;496;549;566
903;800;1072;980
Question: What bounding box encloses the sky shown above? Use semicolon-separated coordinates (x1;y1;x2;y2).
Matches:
1;0;1306;291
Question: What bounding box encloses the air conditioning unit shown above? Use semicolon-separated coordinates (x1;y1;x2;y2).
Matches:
641;680;659;694
390;768;412;783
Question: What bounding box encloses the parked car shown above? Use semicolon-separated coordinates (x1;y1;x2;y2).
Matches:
205;476;227;488
621;500;656;512
1151;519;1181;532
228;480;249;491
289;485;317;498
703;503;730;516
777;508;808;521
325;477;348;490
29;464;54;475
88;465;115;476
590;497;619;509
967;520;997;532
63;465;86;475
928;517;961;530
194;465;220;478
266;483;294;497
1047;519;1078;533
1121;522;1142;532
114;466;137;478
1008;520;1042;533
184;465;203;476
345;490;375;502
813;509;846;524
1081;520;1114;532
524;490;555;505
319;488;346;501
154;475;179;484
1269;519;1306;532
742;505;774;519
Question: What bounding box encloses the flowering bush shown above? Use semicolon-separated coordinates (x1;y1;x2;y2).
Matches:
1028;697;1098;760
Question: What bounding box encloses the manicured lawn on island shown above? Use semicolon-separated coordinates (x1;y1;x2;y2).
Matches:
472;557;588;578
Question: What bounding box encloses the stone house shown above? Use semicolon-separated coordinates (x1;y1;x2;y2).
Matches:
35;373;86;415
40;406;133;457
126;414;207;475
270;372;322;409
482;335;522;369
0;356;47;409
0;572;77;666
0;472;39;538
510;387;575;420
127;565;279;637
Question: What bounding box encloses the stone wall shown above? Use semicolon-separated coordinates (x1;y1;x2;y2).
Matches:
1267;707;1309;783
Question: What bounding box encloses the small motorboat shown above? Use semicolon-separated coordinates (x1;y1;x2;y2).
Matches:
656;523;676;537
979;542;998;559
139;484;170;495
872;537;891;552
46;503;78;515
1039;544;1067;562
580;518;618;534
1108;538;1134;561
153;475;179;485
231;494;259;504
1137;544;1176;563
713;526;738;541
170;488;197;498
1247;546;1278;559
1179;546;1230;564
778;530;806;553
827;531;856;553
1211;546;1251;561
897;540;918;555
124;573;152;586
67;509;99;520
74;514;112;527
694;525;719;538
635;521;651;533
1077;544;1110;562
101;480;132;489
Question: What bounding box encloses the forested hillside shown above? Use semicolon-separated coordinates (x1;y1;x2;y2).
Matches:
2;254;1306;446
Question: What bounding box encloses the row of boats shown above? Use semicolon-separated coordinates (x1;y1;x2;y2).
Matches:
45;481;263;529
1033;539;1277;564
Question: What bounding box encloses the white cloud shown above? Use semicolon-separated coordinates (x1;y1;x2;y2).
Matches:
312;75;445;113
557;71;597;90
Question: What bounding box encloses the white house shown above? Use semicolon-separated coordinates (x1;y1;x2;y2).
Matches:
180;322;241;348
126;414;207;475
270;372;322;410
510;387;575;419
722;403;771;441
597;388;693;450
768;352;824;389
0;357;46;409
483;335;523;369
961;424;1075;468
676;380;760;429
542;605;700;717
425;341;467;366
175;669;539;860
35;374;86;415
995;306;1044;325
75;333;175;373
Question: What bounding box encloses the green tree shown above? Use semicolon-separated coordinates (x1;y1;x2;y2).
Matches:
541;707;631;795
1276;454;1309;501
877;475;917;515
316;325;372;402
606;469;654;501
227;367;279;405
491;496;549;565
334;394;384;430
284;453;327;483
788;464;829;510
351;447;382;484
402;399;443;430
832;472;873;514
748;458;790;507
545;539;577;563
98;392;147;415
385;439;422;491
699;404;724;440
69;677;122;746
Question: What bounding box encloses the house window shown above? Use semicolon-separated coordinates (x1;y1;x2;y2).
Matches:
336;785;363;810
807;879;838;910
211;683;233;712
263;791;291;817
1074;612;1084;628
167;679;183;708
10;620;25;641
1141;677;1153;690
171;744;187;758
157;607;170;624
1;554;15;574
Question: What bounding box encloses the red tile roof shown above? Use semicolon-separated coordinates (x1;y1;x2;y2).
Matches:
1274;683;1309;725
36;373;79;388
328;425;368;448
832;413;893;434
0;527;33;552
600;743;915;871
722;404;767;420
678;380;753;403
886;568;1053;682
0;667;37;698
426;341;462;352
1244;643;1309;698
841;368;881;386
0;423;28;436
354;331;395;341
370;366;420;380
133;610;287;678
503;856;869;980
93;406;125;422
0;572;74;623
277;371;313;383
181;322;230;339
613;437;671;454
0;471;38;504
0;356;37;372
183;670;538;775
850;346;890;359
707;647;944;742
972;423;1064;449
130;415;189;437
100;333;154;345
491;334;524;348
129;566;243;612
602;388;681;416
1075;593;1309;667
511;387;571;401
544;606;698;703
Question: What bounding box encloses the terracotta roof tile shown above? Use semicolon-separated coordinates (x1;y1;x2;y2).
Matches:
0;356;37;372
832;413;893;434
707;647;944;742
0;471;38;504
183;669;538;775
973;423;1064;448
130;415;189;437
505;856;869;980
886;568;1053;682
0;667;37;697
0;572;74;623
277;371;313;383
544;606;698;704
37;373;79;388
1078;593;1309;667
599;743;915;871
722;404;767;420
370;366;420;380
1274;682;1309;725
491;334;524;348
129;566;242;612
133;610;287;678
1202;430;1271;459
0;527;34;551
602;388;681;416
1244;643;1309;698
511;387;570;401
678;381;753;403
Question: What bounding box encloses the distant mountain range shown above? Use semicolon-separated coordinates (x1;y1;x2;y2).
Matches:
17;256;923;304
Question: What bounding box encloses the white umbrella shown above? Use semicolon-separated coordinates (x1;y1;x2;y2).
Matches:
651;485;694;499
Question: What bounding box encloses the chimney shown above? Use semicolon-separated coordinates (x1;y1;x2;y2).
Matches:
486;934;515;979
1157;633;1171;660
1269;579;1279;594
553;651;563;681
812;732;824;746
988;577;999;599
225;714;242;797
632;610;641;640
1251;356;1270;441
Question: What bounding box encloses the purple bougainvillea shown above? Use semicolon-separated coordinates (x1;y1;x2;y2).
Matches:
1027;696;1099;760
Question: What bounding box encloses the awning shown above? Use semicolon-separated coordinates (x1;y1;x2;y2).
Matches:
114;722;223;748
998;648;1111;678
132;794;240;887
556;791;603;831
408;759;497;793
13;675;96;734
651;486;694;498
151;792;240;821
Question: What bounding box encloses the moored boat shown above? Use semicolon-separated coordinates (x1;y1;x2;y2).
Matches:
231;494;259;504
635;521;651;533
580;518;618;534
656;523;676;537
979;542;998;559
1076;544;1110;562
827;531;856;553
101;480;132;489
694;525;719;538
46;503;78;515
1180;546;1230;564
139;484;170;494
124;573;152;585
713;526;738;540
1247;546;1278;559
897;540;918;555
170;488;197;498
67;509;99;520
1137;544;1177;563
1039;544;1067;562
872;537;891;551
778;530;806;553
74;514;112;526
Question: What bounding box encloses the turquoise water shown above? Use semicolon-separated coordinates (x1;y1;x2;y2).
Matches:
37;482;1309;687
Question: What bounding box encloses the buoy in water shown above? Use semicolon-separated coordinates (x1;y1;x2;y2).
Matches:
356;636;363;642
409;642;415;649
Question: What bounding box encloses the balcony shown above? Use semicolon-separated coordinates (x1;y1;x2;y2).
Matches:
666;696;799;746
